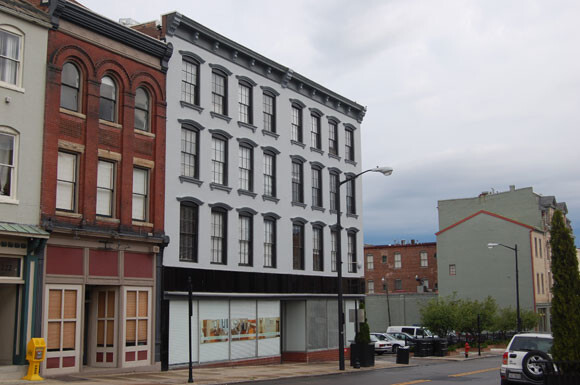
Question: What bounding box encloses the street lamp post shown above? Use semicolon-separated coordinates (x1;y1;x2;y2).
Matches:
487;242;521;332
381;276;392;327
336;166;393;371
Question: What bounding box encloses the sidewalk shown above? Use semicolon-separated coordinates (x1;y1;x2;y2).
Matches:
5;351;502;385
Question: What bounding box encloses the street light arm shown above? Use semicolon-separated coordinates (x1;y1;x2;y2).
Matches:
488;242;517;251
339;166;393;186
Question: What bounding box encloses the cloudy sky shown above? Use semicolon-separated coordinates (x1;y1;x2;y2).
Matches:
82;0;580;247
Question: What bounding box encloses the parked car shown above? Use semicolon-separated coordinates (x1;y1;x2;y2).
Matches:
387;331;416;350
370;334;390;355
387;325;435;338
500;333;553;384
371;332;406;353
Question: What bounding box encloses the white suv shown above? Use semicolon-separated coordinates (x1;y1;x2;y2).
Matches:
500;333;553;384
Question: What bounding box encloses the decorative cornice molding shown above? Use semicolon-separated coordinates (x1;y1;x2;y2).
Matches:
179;50;205;64
178;119;205;131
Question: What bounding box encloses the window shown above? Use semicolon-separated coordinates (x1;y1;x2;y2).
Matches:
181;59;199;105
541;273;545;294
310;113;321;149
312;225;323;271
394;252;401;269
366;254;374;270
180;201;198;262
60;62;80;111
449;264;456;276
311;167;322;207
99;76;117;122
264;217;276;268
132;168;148;221
420;251;428;267
56;151;77;211
238;145;253;191
539;240;543;258
181;127;198;179
0;28;21;86
263;92;276;132
347;232;357;273
134;87;150;131
96;160;115;217
211;208;227;264
534;238;538;257
346;178;356;215
292;222;304;270
537;273;541;294
239;214;252;265
0;132;16;199
345;128;355;161
328;120;338;156
212;71;227;115
368;280;374;294
124;288;150;351
263;152;276;197
291;104;303;142
238;82;252;124
395;279;402;291
382;255;387;263
211;136;227;185
291;160;303;203
331;229;338;272
329;171;339;211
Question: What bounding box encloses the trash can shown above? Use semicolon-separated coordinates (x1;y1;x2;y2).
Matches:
414;340;429;357
434;339;448;357
396;346;410;364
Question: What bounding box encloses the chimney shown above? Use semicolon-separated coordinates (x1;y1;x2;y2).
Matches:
411;239;416;245
510;185;516;192
401;240;406;245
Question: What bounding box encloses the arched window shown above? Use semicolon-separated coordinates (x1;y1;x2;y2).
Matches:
60;62;80;111
134;87;150;131
0;26;23;87
99;76;117;122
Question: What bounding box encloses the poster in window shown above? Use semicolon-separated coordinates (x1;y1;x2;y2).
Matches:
200;319;229;344
231;318;256;341
258;317;280;339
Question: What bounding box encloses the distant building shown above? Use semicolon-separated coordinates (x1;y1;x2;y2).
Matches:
437;185;571;332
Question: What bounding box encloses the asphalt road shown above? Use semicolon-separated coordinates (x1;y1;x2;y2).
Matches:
240;356;503;385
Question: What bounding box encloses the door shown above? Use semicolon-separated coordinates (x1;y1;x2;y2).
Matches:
91;288;117;367
44;285;82;375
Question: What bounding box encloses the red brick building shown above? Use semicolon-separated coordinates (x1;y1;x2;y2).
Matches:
364;241;438;295
32;0;171;376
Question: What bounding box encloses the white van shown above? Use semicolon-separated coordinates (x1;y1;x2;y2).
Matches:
386;326;434;338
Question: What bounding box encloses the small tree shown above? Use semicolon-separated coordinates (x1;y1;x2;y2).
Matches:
550;210;580;370
456;297;497;336
493;307;540;334
520;309;541;331
420;294;460;338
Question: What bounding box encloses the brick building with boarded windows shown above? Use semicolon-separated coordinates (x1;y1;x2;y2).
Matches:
31;0;171;376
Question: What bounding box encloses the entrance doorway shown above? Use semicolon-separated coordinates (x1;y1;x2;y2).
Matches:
86;286;118;368
0;284;17;365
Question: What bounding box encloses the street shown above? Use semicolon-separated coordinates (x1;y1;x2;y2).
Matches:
239;356;502;385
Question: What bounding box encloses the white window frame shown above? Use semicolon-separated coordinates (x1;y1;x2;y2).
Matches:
132;167;149;222
0;128;18;203
420;251;428;267
96;159;115;217
394;252;402;269
368;280;374;294
56;151;78;212
0;26;23;90
366;254;374;270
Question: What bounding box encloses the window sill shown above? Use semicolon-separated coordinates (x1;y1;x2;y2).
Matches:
210;261;227;265
263;265;277;269
262;195;279;204
238;189;257;198
210;183;232;193
179;258;198;263
132;221;154;228
55;210;82;219
180;101;204;113
262;130;279;139
0;81;24;93
60;108;86;119
179;176;203;186
238;263;253;267
0;197;19;205
328;153;341;161
291;140;306;149
291;201;307;208
345;159;358;166
347;213;359;219
135;129;155;138
99;119;122;129
311;206;326;213
238;121;257;132
96;216;120;223
310;147;324;156
210;111;232;123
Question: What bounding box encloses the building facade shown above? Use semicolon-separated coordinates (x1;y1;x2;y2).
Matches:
33;0;171;375
0;0;50;377
159;12;366;367
437;185;570;332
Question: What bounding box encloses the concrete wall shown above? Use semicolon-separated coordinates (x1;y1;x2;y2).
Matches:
437;213;535;310
365;293;437;332
438;187;542;231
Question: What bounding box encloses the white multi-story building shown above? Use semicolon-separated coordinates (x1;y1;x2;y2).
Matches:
160;12;367;366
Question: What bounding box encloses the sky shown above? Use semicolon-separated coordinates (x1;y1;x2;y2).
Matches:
82;0;580;247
